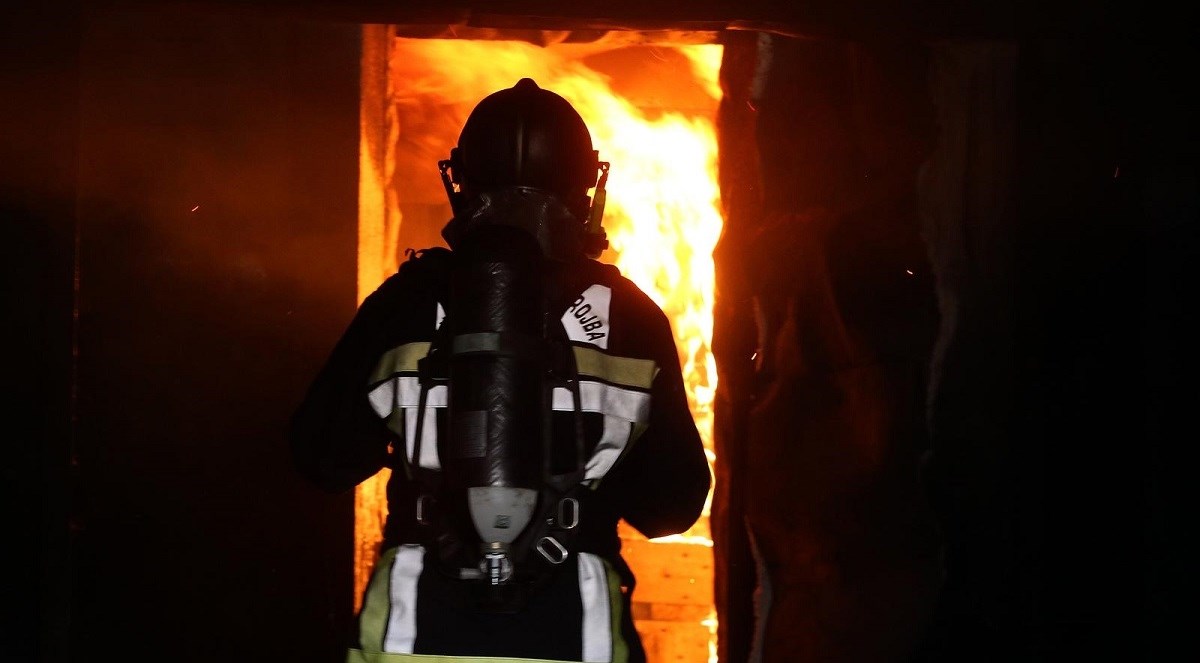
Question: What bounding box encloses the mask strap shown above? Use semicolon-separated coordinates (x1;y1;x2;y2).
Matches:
584;161;610;259
439;158;466;218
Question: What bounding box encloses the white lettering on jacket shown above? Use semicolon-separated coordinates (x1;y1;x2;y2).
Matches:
562;284;612;349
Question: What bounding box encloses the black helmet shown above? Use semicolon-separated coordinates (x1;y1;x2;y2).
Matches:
444;78;599;216
439;79;610;259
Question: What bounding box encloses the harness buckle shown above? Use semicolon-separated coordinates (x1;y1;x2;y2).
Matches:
556;497;580;530
535;536;569;565
415;494;434;525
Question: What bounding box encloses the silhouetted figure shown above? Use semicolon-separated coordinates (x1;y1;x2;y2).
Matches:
290;78;710;662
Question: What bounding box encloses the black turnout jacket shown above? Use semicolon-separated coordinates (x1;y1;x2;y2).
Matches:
288;246;710;660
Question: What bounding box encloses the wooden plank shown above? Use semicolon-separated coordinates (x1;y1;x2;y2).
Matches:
635;619;713;663
621;538;714;605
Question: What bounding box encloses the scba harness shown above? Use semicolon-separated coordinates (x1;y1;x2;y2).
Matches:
403;230;595;613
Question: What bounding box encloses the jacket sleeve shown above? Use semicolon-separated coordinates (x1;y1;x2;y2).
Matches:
603;303;712;539
288;268;428;493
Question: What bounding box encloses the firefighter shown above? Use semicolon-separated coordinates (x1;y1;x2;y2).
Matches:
289;78;710;663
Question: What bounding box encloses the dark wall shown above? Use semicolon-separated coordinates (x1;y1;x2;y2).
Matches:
2;4;82;661
912;37;1197;663
188;0;1164;42
712;34;942;663
26;4;360;660
711;29;1197;663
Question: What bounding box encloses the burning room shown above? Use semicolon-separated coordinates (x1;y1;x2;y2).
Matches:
5;1;1192;662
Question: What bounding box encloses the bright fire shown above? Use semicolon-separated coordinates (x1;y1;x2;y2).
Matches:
361;33;723;661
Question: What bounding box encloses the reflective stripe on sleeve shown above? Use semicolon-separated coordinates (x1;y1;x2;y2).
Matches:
370;342;434;384
571;347;657;390
552;382;650;424
402;406;441;470
584;415;633;482
368;378;448;416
